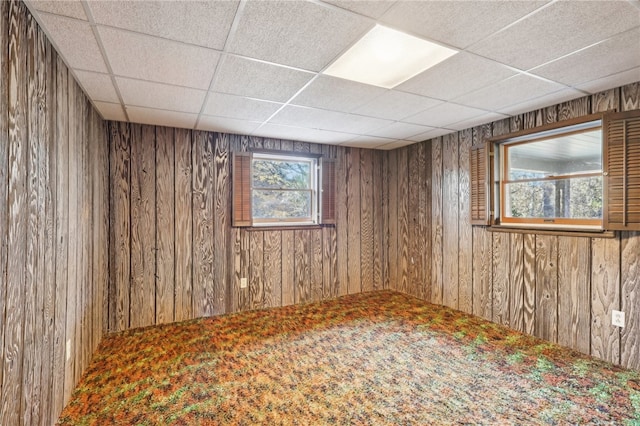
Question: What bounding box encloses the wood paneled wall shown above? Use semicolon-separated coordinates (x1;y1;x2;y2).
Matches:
391;81;640;370
107;124;389;331
0;1;109;425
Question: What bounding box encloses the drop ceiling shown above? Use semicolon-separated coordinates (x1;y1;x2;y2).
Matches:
24;0;640;150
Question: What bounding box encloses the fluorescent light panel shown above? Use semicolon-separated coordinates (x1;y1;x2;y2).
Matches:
324;25;457;89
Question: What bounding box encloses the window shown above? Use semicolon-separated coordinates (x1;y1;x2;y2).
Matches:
470;110;640;232
498;120;603;229
232;151;335;227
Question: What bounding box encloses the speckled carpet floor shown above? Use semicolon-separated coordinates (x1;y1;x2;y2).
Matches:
58;291;640;425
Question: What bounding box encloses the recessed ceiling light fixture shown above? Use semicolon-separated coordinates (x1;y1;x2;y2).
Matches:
324;25;457;89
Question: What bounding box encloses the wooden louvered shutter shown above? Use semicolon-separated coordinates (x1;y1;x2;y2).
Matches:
320;158;336;224
470;143;491;225
603;110;640;230
232;152;252;227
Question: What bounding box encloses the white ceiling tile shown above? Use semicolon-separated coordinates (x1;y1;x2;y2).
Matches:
380;1;548;49
453;74;567;112
214;55;315;103
89;1;238;49
37;14;107;72
496;88;587;116
396;52;517;100
255;124;355;145
227;0;372;71
447;112;510;131
74;70;119;103
341;135;398;149
354;90;442;121
203;92;282;122
290;75;386;113
93;101;126;121
29;1;87;20
117;78;206;113
410;128;455;142
366;122;434;140
469;0;640;70
375;139;416;150
270;106;392;134
197;116;262;135
321;1;396;19
127;106;198;129
98;26;220;90
403;103;488;128
530;27;640;86
575;67;640;95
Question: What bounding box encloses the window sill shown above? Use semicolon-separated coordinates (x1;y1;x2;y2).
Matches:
237;224;335;232
488;225;616;238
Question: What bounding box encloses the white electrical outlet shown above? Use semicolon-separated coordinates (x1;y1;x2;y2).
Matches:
612;310;625;328
240;277;247;289
66;339;71;361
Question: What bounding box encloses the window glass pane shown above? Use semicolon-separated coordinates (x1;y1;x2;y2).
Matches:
252;159;310;189
252;189;311;220
504;176;602;219
507;129;602;180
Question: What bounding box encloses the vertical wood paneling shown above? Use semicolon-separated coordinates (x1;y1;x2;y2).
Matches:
397;147;409;294
2;3;28;422
346;148;361;294
213;133;229;315
535;235;558;343
263;231;282;307
388;149;398;291
509;233;524;332
130;125;156;328
442;133;459;308
311;230;323;301
360;149;374;292
523;234;536;335
0;0;8;414
281;230;295;306
420;144;431;299
621;82;640;111
592;88;620;113
336;146;348;296
591;237;621;364
407;145;420;297
431;138;443;304
621;232;640;369
558;236;590;354
174;129;192;322
458;129;472;313
372;151;384;291
294;229;311;303
192;131;215;317
472;227;491;320
558;96;590;121
155;127;175;324
249;231;264;308
492;233;510;326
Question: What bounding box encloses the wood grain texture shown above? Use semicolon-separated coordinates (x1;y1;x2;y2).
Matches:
281;230;295;306
336;146;348;296
213;133;229;315
155;126;175;324
388;149;398;291
397;147;409;295
249;231;264;309
558;236;590;354
294;229;311;304
591;237;620;364
407;145;420;297
523;110;543;130
492;233;510;326
346;148;362;294
621;82;640;111
0;0;8;413
535;235;558;343
621;232;640;369
372;151;384;291
311;230;323;301
509;233;524;332
130;125;156;328
558;96;590;121
472;227;492;320
360;149;374;292
263;231;282;307
174;128;192;322
591;88;620;113
431;138;443;304
442;133;459;309
419;144;431;298
458;129;472;313
523;233;536;335
544;105;558;125
192;131;215;317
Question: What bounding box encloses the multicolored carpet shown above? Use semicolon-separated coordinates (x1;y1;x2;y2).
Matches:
58;291;640;425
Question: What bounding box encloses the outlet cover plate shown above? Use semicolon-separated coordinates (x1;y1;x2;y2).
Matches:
612;310;625;328
240;277;248;289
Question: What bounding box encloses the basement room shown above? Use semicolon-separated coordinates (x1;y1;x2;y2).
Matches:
1;0;640;424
